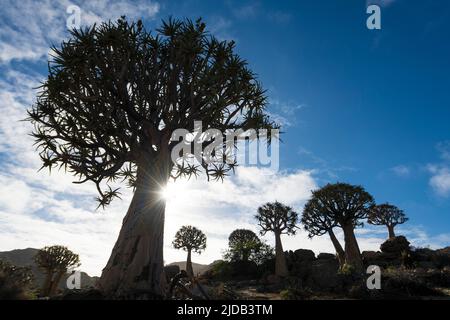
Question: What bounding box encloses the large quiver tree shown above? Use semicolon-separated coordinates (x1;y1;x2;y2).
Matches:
306;183;374;271
28;17;277;297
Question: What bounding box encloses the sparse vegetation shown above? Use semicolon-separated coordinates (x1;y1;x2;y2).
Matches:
0;259;35;300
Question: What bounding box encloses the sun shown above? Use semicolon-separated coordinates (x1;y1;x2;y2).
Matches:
158;180;190;206
159;185;172;200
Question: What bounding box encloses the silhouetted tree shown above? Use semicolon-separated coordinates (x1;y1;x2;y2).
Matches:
226;229;261;262
301;205;345;267
255;201;298;277
0;259;34;300
305;183;374;271
28;17;277;297
173;226;207;278
368;203;408;238
34;245;80;296
251;242;275;266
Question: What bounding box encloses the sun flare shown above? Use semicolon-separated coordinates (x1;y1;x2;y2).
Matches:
158;180;191;209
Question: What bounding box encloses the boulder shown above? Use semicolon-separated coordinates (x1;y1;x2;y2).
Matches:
164;265;180;282
380;236;410;255
286;249;315;280
362;251;379;260
307;259;340;291
293;249;315;261
437;246;450;255
412;247;435;261
229;260;258;280
266;274;281;284
317;253;336;260
361;251;388;267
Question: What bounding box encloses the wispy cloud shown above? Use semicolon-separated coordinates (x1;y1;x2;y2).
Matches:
427;141;450;197
230;2;260;19
297;147;357;180
268;99;306;127
0;0;159;64
391;164;411;177
428;165;450;197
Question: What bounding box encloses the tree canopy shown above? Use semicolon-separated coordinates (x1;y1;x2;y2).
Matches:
226;229;262;262
172;225;207;253
34;245;80;272
306;183;375;227
255;201;298;236
27;17;278;208
301;204;338;238
368;203;408;227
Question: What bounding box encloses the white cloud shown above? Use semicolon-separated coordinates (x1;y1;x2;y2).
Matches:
427;142;450;197
1;0;448;279
0;0;160;64
428;165;450;197
391;165;410;177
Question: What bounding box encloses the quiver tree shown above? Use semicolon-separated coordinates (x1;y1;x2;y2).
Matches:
368;203;408;239
301;205;345;267
34;245;80;297
306;183;374;271
172;226;207;278
255;201;298;277
226;229;262;262
28;17;277;297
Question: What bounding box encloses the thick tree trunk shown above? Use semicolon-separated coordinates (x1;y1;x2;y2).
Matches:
42;271;53;297
274;232;288;277
387;225;396;238
328;229;345;267
49;270;65;296
342;224;363;271
98;152;172;298
186;249;194;278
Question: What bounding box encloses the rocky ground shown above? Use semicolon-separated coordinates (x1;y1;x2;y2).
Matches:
2;236;450;300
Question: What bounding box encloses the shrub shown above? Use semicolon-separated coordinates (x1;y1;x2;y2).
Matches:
0;259;35;300
280;287;312;300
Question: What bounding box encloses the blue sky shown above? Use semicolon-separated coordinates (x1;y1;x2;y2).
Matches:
0;0;449;275
163;0;450;233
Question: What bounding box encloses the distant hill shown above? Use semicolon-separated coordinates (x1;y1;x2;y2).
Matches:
167;261;211;276
0;248;98;291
